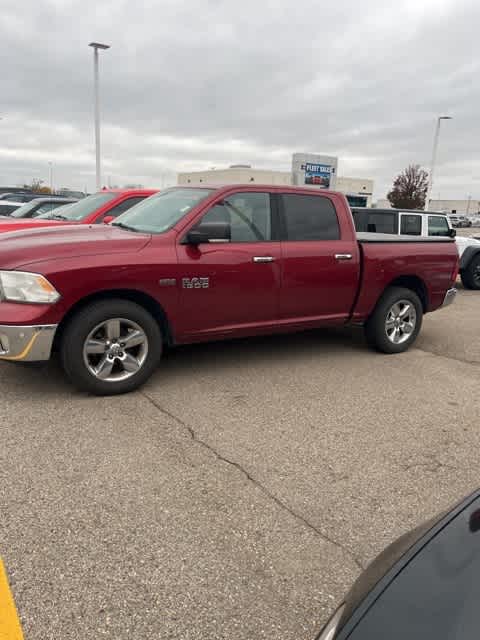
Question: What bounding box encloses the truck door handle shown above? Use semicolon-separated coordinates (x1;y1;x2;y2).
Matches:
335;253;353;261
253;256;274;263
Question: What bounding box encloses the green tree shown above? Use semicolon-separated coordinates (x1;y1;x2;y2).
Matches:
387;165;429;210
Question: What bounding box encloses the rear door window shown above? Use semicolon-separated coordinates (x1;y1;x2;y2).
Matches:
428;216;450;236
400;214;422;235
280;194;340;241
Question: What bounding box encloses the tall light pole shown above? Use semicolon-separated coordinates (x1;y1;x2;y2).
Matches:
48;161;53;193
88;42;110;191
425;115;452;211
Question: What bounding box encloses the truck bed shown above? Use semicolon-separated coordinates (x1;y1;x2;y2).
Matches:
351;232;459;322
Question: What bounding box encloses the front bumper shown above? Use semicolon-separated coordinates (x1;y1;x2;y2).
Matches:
0;324;57;361
442;287;457;308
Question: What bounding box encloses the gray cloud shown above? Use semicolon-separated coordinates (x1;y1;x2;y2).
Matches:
1;0;479;198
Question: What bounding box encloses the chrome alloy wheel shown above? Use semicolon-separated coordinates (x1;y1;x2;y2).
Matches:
385;300;417;345
82;318;148;382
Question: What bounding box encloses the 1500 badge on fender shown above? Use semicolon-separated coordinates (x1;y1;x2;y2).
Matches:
182;277;209;289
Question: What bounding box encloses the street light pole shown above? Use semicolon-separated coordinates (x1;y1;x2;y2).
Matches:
425;115;452;211
88;42;110;192
48;162;53;193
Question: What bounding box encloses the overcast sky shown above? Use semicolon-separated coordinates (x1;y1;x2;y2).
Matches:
1;0;479;199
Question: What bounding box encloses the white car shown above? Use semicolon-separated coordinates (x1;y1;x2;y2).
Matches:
0;200;24;217
352;207;480;289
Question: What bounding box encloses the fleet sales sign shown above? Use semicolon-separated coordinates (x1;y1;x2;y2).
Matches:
302;163;334;188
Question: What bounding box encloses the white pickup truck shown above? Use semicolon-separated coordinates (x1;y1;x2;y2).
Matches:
352;207;480;290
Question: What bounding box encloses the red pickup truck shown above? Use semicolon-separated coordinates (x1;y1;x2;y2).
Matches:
0;185;458;395
0;188;157;232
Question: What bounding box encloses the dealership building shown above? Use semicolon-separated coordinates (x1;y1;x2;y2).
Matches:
376;198;480;215
178;153;374;207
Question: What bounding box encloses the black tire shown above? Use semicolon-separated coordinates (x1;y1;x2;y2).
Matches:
365;286;423;354
61;299;162;395
460;254;480;290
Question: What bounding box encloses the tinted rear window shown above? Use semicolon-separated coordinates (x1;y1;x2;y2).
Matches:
365;213;397;234
400;214;422;235
281;194;340;240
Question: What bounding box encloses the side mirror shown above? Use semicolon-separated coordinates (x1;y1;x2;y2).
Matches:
184;221;231;245
449;228;456;238
103;215;115;224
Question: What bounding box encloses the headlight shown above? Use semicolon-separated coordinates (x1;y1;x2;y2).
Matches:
0;271;61;304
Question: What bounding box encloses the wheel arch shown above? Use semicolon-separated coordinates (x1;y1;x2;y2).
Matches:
383;275;428;312
53;289;174;352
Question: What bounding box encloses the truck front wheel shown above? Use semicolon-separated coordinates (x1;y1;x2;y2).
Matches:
61;299;162;395
365;287;423;354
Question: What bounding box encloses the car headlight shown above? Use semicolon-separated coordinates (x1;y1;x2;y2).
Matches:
0;271;61;304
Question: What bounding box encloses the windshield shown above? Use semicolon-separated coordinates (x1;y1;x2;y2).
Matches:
36;192;117;221
111;188;214;234
10;200;52;218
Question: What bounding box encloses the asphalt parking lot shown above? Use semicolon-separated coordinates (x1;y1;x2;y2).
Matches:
1;283;479;640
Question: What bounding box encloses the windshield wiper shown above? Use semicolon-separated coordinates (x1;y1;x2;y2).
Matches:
112;221;140;232
48;213;68;221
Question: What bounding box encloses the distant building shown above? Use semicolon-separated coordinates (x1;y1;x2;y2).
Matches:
178;165;292;186
336;177;374;207
178;158;374;206
375;198;480;215
429;199;480;215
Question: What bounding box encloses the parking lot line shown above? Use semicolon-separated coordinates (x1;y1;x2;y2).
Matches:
0;559;24;640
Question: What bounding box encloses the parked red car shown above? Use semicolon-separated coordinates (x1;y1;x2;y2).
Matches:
0;185;458;395
0;188;157;233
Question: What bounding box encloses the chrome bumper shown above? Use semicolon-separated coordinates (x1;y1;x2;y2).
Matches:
0;324;57;361
442;288;457;308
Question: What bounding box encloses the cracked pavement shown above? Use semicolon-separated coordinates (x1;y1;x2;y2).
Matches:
1;284;479;639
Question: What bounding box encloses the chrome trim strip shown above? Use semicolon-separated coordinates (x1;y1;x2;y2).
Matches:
253;256;274;263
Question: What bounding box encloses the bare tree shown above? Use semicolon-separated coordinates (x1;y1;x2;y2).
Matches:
23;178;51;194
387;165;429;210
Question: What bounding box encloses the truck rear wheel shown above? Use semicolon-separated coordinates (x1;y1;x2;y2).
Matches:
365;287;423;354
460;255;480;290
61;299;162;395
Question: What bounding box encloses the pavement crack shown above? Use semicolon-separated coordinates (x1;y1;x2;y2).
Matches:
141;391;365;571
414;347;480;368
400;453;457;474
